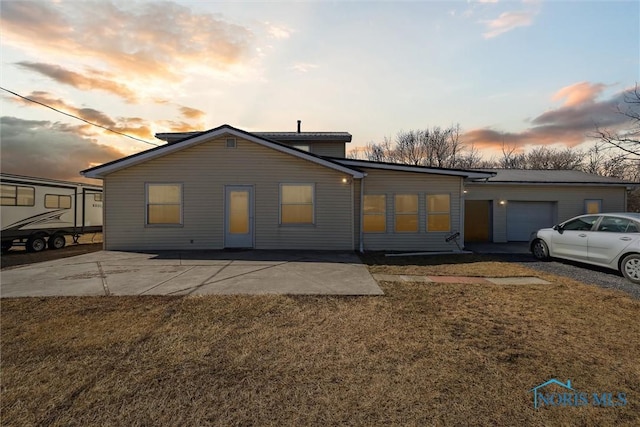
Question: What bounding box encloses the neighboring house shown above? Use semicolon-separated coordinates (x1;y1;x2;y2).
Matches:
81;124;634;251
81;124;491;251
464;169;635;243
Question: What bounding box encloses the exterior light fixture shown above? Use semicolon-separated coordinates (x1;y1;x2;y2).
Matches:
499;200;506;205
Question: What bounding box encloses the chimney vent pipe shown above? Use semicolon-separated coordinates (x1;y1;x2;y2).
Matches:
297;120;301;133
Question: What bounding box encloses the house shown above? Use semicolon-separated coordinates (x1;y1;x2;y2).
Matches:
81;124;492;251
81;124;633;251
464;169;635;243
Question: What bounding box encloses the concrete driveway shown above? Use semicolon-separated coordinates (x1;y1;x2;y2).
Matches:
0;250;383;297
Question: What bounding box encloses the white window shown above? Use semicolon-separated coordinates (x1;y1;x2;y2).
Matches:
395;194;418;232
427;194;450;232
280;184;314;224
146;183;182;225
363;195;386;233
292;144;310;152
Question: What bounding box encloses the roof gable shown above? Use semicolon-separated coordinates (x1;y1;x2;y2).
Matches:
81;125;364;179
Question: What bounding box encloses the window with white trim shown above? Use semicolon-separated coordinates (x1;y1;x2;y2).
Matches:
146;183;182;225
363;195;386;232
395;194;418;232
280;184;314;224
427;194;450;231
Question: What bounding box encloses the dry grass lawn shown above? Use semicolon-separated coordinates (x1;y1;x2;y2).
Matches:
2;259;639;426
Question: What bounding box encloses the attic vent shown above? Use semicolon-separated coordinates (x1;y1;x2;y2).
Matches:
226;138;237;148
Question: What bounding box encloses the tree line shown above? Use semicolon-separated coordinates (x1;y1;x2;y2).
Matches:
348;87;640;210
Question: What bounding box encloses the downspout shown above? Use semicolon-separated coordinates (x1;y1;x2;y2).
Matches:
350;177;354;251
460;179;465;248
359;176;365;253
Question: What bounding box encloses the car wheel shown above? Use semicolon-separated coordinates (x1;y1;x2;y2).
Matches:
532;239;549;260
26;235;47;253
48;234;66;250
620;254;640;284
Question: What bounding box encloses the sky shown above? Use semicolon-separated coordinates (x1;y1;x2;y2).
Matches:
1;0;638;183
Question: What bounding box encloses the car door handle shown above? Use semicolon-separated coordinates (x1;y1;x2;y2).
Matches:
578;233;587;237
620;237;632;241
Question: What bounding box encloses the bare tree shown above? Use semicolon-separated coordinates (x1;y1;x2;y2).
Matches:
357;124;475;168
498;142;526;169
592;84;640;157
525;146;583;170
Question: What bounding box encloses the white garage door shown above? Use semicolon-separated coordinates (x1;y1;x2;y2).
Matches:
506;201;556;241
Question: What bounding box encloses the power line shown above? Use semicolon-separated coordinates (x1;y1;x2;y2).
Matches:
0;86;160;146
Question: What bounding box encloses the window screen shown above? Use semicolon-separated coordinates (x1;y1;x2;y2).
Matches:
280;184;314;224
395;194;418;232
363;195;386;232
147;184;182;225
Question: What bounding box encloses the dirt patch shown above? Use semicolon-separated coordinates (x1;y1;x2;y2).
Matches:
1;233;103;269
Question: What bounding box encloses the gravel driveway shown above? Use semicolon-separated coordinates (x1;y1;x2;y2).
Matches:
501;254;640;300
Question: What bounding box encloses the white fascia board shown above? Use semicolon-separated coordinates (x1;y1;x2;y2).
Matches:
465;181;634;187
83;126;365;179
335;159;494;179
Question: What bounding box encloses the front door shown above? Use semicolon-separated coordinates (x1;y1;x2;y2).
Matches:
225;186;253;248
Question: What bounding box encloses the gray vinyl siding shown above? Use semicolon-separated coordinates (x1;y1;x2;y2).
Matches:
103;135;354;250
311;142;346;158
465;183;627;242
360;168;462;251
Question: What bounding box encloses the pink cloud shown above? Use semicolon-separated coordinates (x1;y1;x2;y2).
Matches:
1;1;254;84
11;91;154;140
482;9;537;38
16;62;138;102
552;81;607;107
463;84;632;150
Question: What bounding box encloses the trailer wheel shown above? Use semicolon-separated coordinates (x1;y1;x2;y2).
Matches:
26;235;47;253
48;234;66;250
1;241;12;253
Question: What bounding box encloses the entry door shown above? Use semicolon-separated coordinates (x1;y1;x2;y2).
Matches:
225;186;253;248
464;200;491;242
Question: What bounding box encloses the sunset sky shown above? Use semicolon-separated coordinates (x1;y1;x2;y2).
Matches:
1;0;638;182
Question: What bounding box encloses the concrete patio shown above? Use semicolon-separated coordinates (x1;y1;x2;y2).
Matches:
0;250;384;297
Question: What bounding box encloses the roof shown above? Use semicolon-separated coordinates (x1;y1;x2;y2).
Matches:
81;125;365;179
156;131;352;144
331;158;495;179
0;172;102;190
467;169;637;186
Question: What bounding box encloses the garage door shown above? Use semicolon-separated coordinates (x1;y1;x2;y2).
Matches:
506;201;556;241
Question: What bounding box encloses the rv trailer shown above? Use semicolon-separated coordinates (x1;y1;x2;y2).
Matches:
1;173;103;252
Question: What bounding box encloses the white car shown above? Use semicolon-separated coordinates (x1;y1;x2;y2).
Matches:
530;213;640;284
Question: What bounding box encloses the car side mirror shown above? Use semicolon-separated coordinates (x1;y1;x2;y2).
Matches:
553;224;564;234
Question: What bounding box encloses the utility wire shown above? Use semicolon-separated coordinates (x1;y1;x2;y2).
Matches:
0;86;160;146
